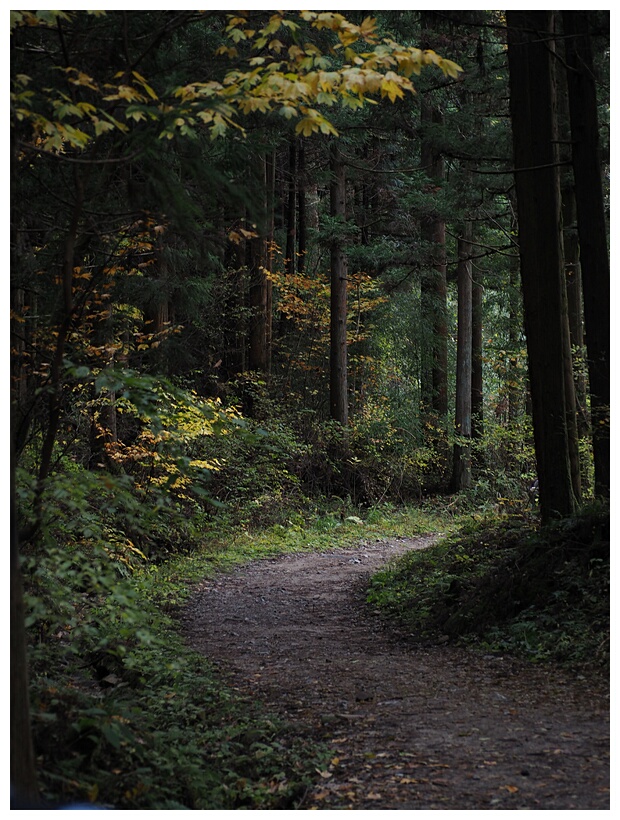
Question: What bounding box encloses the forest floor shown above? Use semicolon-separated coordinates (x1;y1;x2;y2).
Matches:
182;535;609;810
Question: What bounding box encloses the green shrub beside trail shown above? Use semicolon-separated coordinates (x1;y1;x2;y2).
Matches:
367;507;609;671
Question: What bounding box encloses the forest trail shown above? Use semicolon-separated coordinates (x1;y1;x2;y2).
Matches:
183;536;609;810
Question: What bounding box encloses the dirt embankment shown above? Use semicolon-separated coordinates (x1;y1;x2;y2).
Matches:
183;536;609;810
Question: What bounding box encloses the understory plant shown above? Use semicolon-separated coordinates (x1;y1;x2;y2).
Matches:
367;505;609;671
23;508;331;809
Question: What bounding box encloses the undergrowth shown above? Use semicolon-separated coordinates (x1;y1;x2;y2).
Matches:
25;502;448;809
367;504;609;672
27;543;329;810
31;612;329;810
22;478;609;810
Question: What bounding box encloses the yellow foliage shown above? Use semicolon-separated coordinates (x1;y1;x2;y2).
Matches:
13;10;463;159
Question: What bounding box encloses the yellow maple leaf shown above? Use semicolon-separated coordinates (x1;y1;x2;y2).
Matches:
381;77;404;103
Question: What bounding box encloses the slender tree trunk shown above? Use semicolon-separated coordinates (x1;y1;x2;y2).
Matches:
10;283;36;460
297;139;307;275
561;280;582;502
420;98;448;419
278;140;298;341
329;142;348;425
265;150;275;372
223;235;247;376
563;11;610;498
507;10;576;522
248;154;273;372
248;233;267;372
285;138;297;279
563;184;589;439
471;272;484;442
144;234;170;343
451;223;473;490
507;261;521;422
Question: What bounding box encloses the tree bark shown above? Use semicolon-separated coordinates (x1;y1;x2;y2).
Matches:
471;272;484;442
265;150;275;372
248;231;268;372
297;138;307;275
562;185;588;434
507;10;576;521
507;258;521;422
278;140;298;341
248;154;272;372
563;11;610;498
329;143;348;426
420;98;448;419
451;223;473;490
285;138;297;279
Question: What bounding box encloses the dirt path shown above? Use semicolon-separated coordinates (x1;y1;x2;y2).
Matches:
182;535;609;810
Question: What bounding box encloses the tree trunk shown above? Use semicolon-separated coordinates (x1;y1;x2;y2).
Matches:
420;98;448;419
329;143;348;426
561;281;582;503
278;140;298;341
563;11;610;498
471;271;484;442
297;139;307;275
265;150;275;372
248;154;272;373
507;10;576;521
562;184;589;441
507;259;521;422
285;138;297;279
248;231;268;372
10;283;37;460
451;223;473;490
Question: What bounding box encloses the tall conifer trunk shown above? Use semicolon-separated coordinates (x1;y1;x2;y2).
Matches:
248;154;273;373
297;139;307;275
507;10;576;521
420;97;448;419
329;143;348;425
562;185;589;441
471;273;484;442
451;223;473;490
563;11;610;498
265;150;275;372
507;260;521;422
247;230;267;372
285;139;297;279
